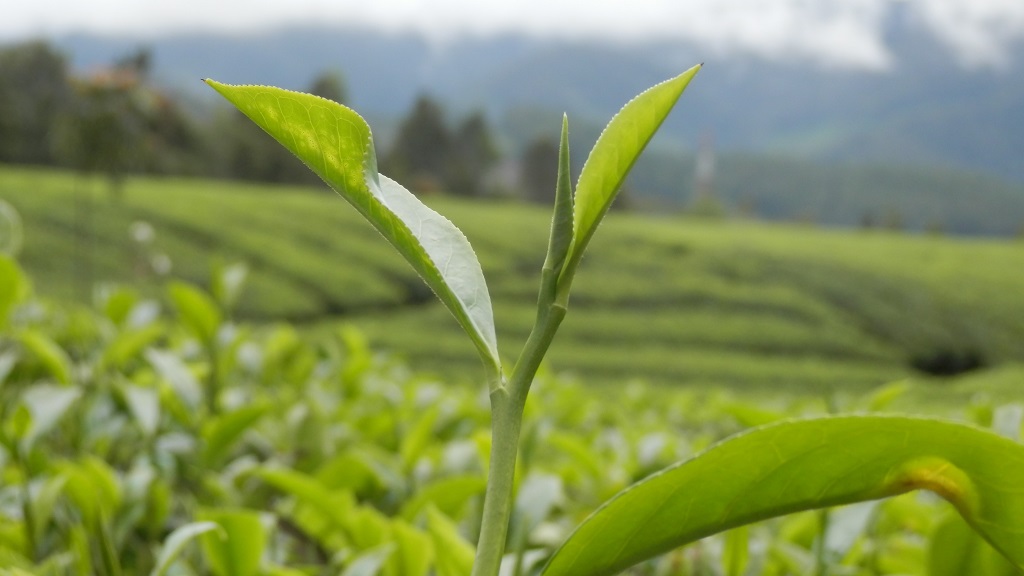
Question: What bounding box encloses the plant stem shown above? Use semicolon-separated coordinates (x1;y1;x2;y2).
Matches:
471;304;566;576
472;388;524;576
16;448;38;562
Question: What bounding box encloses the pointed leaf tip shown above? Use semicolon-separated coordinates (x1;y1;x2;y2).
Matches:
558;65;700;294
205;80;501;377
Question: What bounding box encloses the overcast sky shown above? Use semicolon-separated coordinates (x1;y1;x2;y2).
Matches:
3;0;1024;69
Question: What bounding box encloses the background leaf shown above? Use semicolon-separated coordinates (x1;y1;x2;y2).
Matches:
18;330;71;385
205;80;501;379
168;281;222;348
0;255;28;328
542;416;1024;576
426;506;475;576
199;508;267;576
150;521;223;576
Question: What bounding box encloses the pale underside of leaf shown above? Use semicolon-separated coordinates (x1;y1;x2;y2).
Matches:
204;80;500;377
541;415;1024;576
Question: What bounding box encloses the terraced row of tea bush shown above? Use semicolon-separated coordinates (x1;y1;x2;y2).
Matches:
4;165;1024;390
1;255;1022;574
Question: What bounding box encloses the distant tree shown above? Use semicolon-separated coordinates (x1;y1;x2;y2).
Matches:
308;71;348;105
0;41;72;165
115;47;153;79
880;208;905;231
59;69;146;196
447;112;499;196
520;137;559;203
385;95;452;193
686;192;727;219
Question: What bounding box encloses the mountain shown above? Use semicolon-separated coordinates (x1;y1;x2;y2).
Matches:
48;15;1024;189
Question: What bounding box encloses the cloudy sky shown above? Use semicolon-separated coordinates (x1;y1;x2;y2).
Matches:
3;0;1024;69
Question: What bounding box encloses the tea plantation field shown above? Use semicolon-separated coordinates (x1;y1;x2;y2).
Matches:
4;165;1024;574
4;165;1024;394
1;250;1023;575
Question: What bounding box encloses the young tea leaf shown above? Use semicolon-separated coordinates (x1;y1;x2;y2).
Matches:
151;521;223;576
0;255;28;328
558;66;700;297
205;80;501;380
199;508;267;576
542;416;1024;576
168;281;222;348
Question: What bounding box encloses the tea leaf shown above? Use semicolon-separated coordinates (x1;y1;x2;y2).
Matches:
0;255;28;328
151;521;223;576
18;330;71;385
168;281;222;348
340;543;394;576
205;80;501;379
427;506;475;576
199;508;267;576
542;416;1024;576
559;65;700;293
929;513;1019;576
202;403;270;467
19;384;81;451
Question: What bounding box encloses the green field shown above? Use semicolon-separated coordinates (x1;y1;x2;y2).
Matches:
5;164;1024;392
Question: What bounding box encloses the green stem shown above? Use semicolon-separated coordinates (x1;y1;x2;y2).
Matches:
471;304;567;576
16;448;38;562
206;342;220;416
96;514;123;576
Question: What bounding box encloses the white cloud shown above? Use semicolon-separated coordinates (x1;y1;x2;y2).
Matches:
1;0;1022;69
916;0;1024;68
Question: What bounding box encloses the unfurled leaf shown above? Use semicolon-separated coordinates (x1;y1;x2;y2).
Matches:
101;323;165;371
426;506;475;576
19;384;81;451
542;416;1024;576
18;330;72;385
146;348;202;408
256;467;352;529
121;384;161;437
399;474;487;522
211;260;249;312
205;80;501;379
199;508;267;576
392;520;433;576
558;65;700;294
929;513;1019;576
201;403;270;467
150;521;223;576
0;255;28;328
340;544;394;576
60;457;121;528
168;281;222;347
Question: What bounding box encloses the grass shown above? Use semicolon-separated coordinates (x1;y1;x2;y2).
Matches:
5;164;1024;391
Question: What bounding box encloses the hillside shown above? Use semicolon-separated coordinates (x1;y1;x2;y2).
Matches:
51;17;1024;184
4;165;1024;391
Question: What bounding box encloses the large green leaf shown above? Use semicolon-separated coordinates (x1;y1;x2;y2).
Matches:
205;80;501;379
199;508;267;576
558;65;700;293
542;416;1024;576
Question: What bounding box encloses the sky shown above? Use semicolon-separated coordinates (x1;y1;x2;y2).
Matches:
3;0;1024;69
